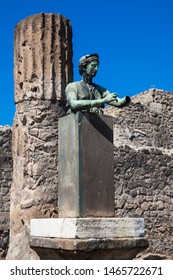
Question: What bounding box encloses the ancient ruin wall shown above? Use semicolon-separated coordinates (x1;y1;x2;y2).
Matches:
0;126;12;259
6;13;73;260
105;89;173;257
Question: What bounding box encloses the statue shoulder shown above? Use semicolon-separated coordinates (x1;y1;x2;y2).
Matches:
65;82;78;92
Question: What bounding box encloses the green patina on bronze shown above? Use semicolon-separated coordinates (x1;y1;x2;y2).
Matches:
65;53;131;114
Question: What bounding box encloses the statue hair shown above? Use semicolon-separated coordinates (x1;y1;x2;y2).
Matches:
78;53;99;75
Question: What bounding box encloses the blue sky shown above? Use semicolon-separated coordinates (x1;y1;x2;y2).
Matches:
1;0;173;125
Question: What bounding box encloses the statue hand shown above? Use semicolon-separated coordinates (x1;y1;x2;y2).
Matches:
104;93;117;103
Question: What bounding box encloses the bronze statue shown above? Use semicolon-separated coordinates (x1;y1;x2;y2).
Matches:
65;53;130;114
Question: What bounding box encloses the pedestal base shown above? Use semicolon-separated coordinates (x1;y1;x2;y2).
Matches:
30;218;148;259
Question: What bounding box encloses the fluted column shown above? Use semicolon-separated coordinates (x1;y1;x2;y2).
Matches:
7;13;73;260
14;13;73;102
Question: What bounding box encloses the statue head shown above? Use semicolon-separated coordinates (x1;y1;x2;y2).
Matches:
78;53;99;76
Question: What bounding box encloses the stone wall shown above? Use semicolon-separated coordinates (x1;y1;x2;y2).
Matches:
105;89;173;257
0;126;12;259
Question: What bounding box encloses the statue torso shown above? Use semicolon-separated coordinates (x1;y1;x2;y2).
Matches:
75;80;104;100
65;80;108;114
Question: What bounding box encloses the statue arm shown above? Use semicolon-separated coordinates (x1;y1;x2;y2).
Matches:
103;90;131;107
66;91;110;111
66;85;117;111
107;96;131;107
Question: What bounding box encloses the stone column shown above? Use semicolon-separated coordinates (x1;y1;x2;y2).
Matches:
7;13;73;259
14;12;73;103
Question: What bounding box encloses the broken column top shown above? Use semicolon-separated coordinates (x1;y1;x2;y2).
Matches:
14;13;73;104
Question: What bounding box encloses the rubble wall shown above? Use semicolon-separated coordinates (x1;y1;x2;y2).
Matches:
105;89;173;257
0;126;12;259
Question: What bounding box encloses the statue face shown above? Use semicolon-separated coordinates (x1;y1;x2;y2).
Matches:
85;61;98;78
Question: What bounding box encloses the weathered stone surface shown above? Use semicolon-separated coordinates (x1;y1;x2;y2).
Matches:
30;236;148;260
30;217;145;238
104;88;173;258
7;13;73;260
0;126;12;259
6;103;66;260
0;213;10;231
14;13;73;103
0;230;9;259
58;112;114;217
135;252;172;260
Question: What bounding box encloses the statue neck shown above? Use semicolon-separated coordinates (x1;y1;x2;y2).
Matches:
82;73;93;85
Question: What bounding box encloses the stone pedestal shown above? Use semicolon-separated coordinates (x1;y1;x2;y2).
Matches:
30;218;148;259
58;112;114;217
31;218;145;238
30;112;148;259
